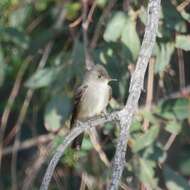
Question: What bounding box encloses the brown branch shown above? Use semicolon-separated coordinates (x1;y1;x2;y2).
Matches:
164;134;177;151
90;0;117;48
88;127;110;167
81;0;96;69
177;0;190;11
22;144;52;190
143;57;155;131
0;57;31;170
10;7;66;190
69;16;83;28
2;134;54;155
11;42;53;190
177;48;185;89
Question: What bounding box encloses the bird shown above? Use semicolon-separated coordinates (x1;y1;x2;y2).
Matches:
70;64;115;150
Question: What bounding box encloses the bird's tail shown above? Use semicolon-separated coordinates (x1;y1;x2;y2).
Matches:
70;114;84;150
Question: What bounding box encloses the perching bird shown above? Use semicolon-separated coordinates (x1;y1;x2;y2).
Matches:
70;64;115;149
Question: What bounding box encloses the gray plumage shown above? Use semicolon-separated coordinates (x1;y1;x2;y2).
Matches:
71;64;112;149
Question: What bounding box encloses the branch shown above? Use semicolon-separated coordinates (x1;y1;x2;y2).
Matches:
0;57;31;169
22;144;52;190
40;111;123;190
81;0;95;69
2;134;54;155
90;0;117;48
10;7;66;190
177;0;190;11
108;0;161;189
11;42;54;190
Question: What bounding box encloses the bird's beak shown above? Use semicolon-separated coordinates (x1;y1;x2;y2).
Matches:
109;78;117;81
108;77;118;82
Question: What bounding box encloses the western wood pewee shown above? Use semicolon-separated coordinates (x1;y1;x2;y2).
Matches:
71;64;115;149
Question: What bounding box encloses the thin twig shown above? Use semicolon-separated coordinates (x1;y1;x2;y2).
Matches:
2;134;54;155
11;6;66;189
69;16;83;28
0;57;31;170
22;144;52;190
26;15;44;33
90;0;117;48
143;57;155;131
81;0;95;69
108;1;161;189
177;48;185;89
177;0;190;11
80;173;87;190
164;133;177;151
88;128;110;167
11;43;53;190
4;42;53;148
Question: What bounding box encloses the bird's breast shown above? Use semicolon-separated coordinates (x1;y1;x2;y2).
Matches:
78;83;110;119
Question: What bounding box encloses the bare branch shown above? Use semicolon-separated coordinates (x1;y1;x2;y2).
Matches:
143;57;155;131
10;7;66;190
11;43;53;190
108;1;161;189
2;134;54;156
90;0;117;48
0;57;31;169
177;0;190;11
22;144;52;190
40;111;122;190
81;0;95;69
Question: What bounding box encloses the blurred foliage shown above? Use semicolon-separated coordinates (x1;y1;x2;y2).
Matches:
0;0;190;189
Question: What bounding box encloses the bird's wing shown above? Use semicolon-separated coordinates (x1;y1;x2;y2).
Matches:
70;84;88;127
74;84;88;108
70;84;88;149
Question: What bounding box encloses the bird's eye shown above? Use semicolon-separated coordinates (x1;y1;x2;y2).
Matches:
98;74;102;78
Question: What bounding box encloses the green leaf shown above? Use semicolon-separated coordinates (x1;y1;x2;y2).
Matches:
162;1;187;33
165;121;182;135
136;158;158;189
176;35;190;51
65;2;81;20
81;137;93;151
121;17;140;61
155;42;175;73
177;149;190;176
141;109;157;125
96;0;107;7
143;143;167;163
180;10;190;22
103;12;126;42
44;96;72;132
132;126;159;153
130;119;141;133
25;68;59;89
164;166;190;190
72;40;85;66
159;98;190;120
9;6;32;28
0;27;29;49
138;6;147;25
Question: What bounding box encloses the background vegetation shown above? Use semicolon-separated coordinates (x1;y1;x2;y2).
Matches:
0;0;190;189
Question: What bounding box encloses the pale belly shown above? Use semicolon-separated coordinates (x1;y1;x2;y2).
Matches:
78;83;110;119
